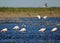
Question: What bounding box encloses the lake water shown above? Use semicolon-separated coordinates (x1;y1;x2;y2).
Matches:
0;17;60;43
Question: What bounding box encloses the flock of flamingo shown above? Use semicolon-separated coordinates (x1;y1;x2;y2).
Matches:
0;15;58;33
0;26;58;33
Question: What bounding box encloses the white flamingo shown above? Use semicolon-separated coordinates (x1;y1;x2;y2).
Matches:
20;28;26;32
1;28;8;32
36;15;41;19
51;27;57;32
13;26;19;30
39;28;46;32
43;16;47;19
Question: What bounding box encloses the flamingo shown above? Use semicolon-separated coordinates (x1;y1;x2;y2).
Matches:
51;27;57;32
39;28;46;32
20;28;26;32
1;28;8;32
13;26;19;30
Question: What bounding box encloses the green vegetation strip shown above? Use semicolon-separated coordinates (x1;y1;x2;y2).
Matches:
0;7;60;12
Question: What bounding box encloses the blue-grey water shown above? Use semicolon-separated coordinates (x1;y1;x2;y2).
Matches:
0;17;60;43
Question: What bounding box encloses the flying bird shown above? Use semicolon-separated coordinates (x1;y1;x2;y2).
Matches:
43;16;47;19
21;24;26;27
36;15;41;19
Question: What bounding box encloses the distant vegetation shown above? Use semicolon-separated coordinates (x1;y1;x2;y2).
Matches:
0;7;60;17
0;7;60;12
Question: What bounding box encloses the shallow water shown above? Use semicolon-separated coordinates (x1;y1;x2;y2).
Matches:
0;17;60;43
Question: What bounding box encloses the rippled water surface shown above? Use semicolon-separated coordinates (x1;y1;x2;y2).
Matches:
0;17;60;43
